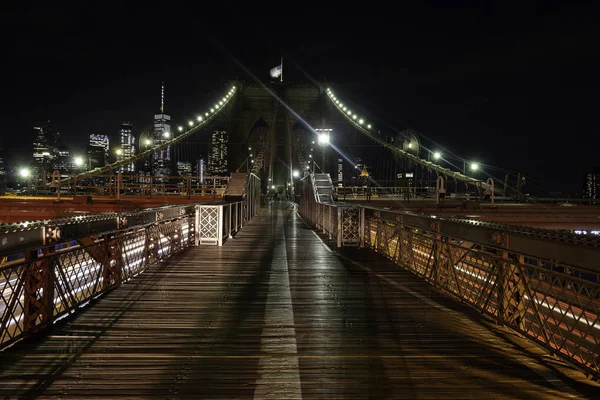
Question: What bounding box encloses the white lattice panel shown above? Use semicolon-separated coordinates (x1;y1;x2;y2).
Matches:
199;206;219;245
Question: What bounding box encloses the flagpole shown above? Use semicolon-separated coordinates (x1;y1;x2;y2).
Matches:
280;57;283;82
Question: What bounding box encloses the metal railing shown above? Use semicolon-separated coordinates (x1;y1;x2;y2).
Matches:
34;173;230;199
300;173;600;379
335;185;508;201
0;175;261;351
300;175;361;247
0;212;194;349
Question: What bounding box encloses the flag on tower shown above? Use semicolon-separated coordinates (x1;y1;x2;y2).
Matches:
270;64;282;78
270;57;283;81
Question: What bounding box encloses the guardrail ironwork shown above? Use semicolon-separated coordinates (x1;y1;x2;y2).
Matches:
300;173;600;380
0;175;260;350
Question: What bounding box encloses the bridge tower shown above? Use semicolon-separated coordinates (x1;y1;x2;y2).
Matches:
227;81;324;193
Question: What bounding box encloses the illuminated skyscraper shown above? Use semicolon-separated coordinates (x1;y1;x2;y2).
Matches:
89;134;109;161
176;161;192;176
119;122;135;173
32;122;59;177
153;82;171;178
54;146;71;172
194;158;205;184
87;134;108;170
208;130;228;175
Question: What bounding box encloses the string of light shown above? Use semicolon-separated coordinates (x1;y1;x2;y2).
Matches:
177;86;237;133
67;86;238;181
326;88;372;130
323;86;488;187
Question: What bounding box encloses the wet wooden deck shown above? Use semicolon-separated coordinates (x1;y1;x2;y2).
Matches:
0;201;598;399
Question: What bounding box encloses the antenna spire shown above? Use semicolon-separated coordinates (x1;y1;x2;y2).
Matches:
160;82;164;113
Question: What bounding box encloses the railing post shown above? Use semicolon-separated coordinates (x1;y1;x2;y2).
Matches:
194;206;200;246
234;202;238;232
249;179;254;218
229;204;233;238
497;243;527;331
23;248;55;332
360;207;365;247
328;206;332;239
102;234;123;289
218;205;224;246
240;201;244;228
337;207;342;247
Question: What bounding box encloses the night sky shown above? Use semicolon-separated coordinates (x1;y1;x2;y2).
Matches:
1;2;598;196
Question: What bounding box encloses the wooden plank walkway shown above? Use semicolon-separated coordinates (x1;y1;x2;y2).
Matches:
1;201;598;399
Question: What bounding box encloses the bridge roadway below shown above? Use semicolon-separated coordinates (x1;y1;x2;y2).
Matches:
1;201;598;399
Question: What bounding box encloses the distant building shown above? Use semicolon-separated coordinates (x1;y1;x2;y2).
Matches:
337;158;343;187
89;134;109;161
120;122;135;173
87;134;109;170
32;123;59;178
87;146;105;170
194;158;206;184
176;161;192;176
153;83;171;178
53;146;71;172
208;130;228;175
584;171;600;202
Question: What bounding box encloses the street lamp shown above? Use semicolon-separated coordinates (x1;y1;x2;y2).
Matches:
292;170;299;178
471;162;479;171
19;167;31;178
317;132;330;146
74;156;84;167
145;138;152;146
316;128;332;174
115;149;123;156
433;151;441;160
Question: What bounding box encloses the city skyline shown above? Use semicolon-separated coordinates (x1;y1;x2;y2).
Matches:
2;3;599;195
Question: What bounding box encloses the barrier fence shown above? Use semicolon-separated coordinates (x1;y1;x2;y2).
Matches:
0;175;260;350
300;173;600;380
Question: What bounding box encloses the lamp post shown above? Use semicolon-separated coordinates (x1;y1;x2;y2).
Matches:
18;167;32;193
426;151;442;192
316;128;331;174
73;156;84;169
